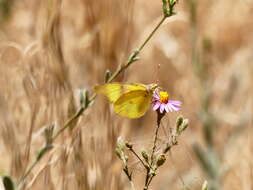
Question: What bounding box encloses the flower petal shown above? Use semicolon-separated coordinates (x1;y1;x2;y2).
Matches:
164;104;169;112
169;100;182;106
167;104;173;112
153;94;160;100
160;104;165;113
169;103;180;111
153;102;161;111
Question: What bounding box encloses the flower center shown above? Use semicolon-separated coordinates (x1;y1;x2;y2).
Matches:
159;91;169;103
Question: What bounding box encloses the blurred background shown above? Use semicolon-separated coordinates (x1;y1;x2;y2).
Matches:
0;0;252;189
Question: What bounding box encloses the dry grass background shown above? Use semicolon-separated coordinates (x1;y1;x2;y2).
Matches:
0;0;253;189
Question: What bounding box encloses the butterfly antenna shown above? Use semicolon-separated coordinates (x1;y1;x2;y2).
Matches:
156;63;161;86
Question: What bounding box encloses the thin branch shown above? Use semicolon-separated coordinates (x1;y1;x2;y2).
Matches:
128;147;147;169
52;107;84;140
150;112;164;165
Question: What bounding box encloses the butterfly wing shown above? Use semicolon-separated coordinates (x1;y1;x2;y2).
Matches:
113;90;152;118
94;83;147;103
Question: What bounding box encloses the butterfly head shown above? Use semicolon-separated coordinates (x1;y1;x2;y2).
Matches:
147;83;158;93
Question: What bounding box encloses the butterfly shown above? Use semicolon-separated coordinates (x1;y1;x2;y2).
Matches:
94;83;158;118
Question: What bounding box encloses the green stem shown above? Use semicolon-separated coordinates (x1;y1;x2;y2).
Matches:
129;147;147;169
52;107;84;140
17;159;38;187
107;15;167;82
138;16;166;54
144;112;164;190
150;112;163;165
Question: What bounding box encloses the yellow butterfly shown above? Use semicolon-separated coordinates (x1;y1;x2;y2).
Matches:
94;83;158;118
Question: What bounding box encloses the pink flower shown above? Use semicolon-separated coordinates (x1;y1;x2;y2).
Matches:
152;91;181;114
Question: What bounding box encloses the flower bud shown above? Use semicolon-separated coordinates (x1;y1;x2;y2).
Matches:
124;155;129;162
141;149;149;162
176;115;184;129
125;142;133;149
176;118;189;135
115;148;122;160
116;136;125;151
156;154;166;167
80;89;89;109
104;69;112;82
115;136;126;161
201;180;208;190
180;119;189;133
